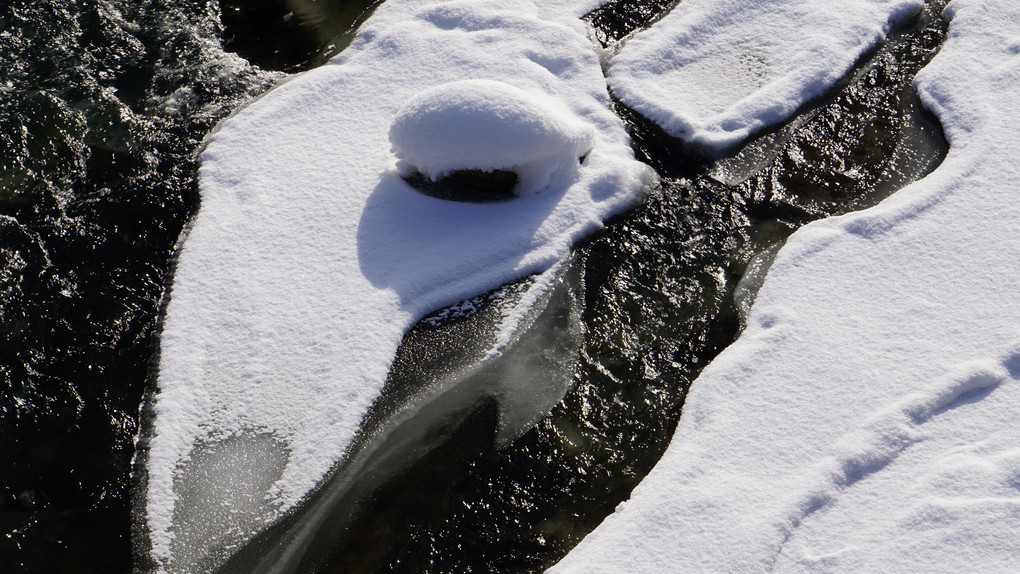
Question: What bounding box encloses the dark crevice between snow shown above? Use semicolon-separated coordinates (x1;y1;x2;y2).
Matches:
584;0;680;47
214;1;951;573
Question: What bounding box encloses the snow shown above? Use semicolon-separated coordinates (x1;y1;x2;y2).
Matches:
608;0;923;152
550;0;1020;572
390;79;595;196
143;0;652;571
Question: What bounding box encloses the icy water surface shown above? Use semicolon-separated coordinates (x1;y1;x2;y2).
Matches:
0;0;947;572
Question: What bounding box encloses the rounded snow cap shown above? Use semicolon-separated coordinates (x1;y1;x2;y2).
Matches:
389;79;594;198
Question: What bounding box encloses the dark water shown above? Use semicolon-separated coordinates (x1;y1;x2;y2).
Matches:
0;1;349;571
585;0;679;46
0;0;947;572
218;0;382;71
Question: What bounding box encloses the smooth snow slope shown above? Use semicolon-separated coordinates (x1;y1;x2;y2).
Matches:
551;0;1020;572
143;0;651;571
608;0;922;151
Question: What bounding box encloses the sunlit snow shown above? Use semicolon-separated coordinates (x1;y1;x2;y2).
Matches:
143;0;651;571
141;0;1020;570
552;0;1020;571
609;0;923;151
390;79;595;196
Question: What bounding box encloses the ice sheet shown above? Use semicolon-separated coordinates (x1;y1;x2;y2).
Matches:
551;0;1020;571
608;0;922;151
143;0;651;570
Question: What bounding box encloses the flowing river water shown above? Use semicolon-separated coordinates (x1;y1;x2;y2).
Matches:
1;0;946;572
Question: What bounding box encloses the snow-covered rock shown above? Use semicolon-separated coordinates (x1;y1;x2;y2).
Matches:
389;79;594;196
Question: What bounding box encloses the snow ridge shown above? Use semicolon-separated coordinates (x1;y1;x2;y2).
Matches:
770;351;1018;570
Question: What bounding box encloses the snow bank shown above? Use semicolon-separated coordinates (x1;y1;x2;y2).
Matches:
551;0;1020;572
390;79;594;196
608;0;922;151
143;0;651;571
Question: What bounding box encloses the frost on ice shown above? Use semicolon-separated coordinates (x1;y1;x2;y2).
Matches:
390;79;595;197
552;0;1020;572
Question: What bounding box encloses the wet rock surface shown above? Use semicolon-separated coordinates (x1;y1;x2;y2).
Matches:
404;169;520;202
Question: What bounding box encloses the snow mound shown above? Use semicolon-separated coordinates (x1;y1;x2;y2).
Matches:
551;0;1020;572
608;0;922;151
390;79;594;196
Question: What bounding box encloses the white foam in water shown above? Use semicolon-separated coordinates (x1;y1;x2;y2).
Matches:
551;0;1020;571
143;0;652;570
608;0;923;151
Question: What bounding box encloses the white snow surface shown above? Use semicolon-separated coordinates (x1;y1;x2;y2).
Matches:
608;0;923;151
144;0;651;570
390;79;595;195
551;0;1020;572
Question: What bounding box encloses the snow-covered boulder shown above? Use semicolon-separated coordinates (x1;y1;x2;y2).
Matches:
389;79;594;197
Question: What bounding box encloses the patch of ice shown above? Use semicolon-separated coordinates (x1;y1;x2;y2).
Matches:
551;0;1020;572
608;0;923;151
167;432;289;573
143;0;652;571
